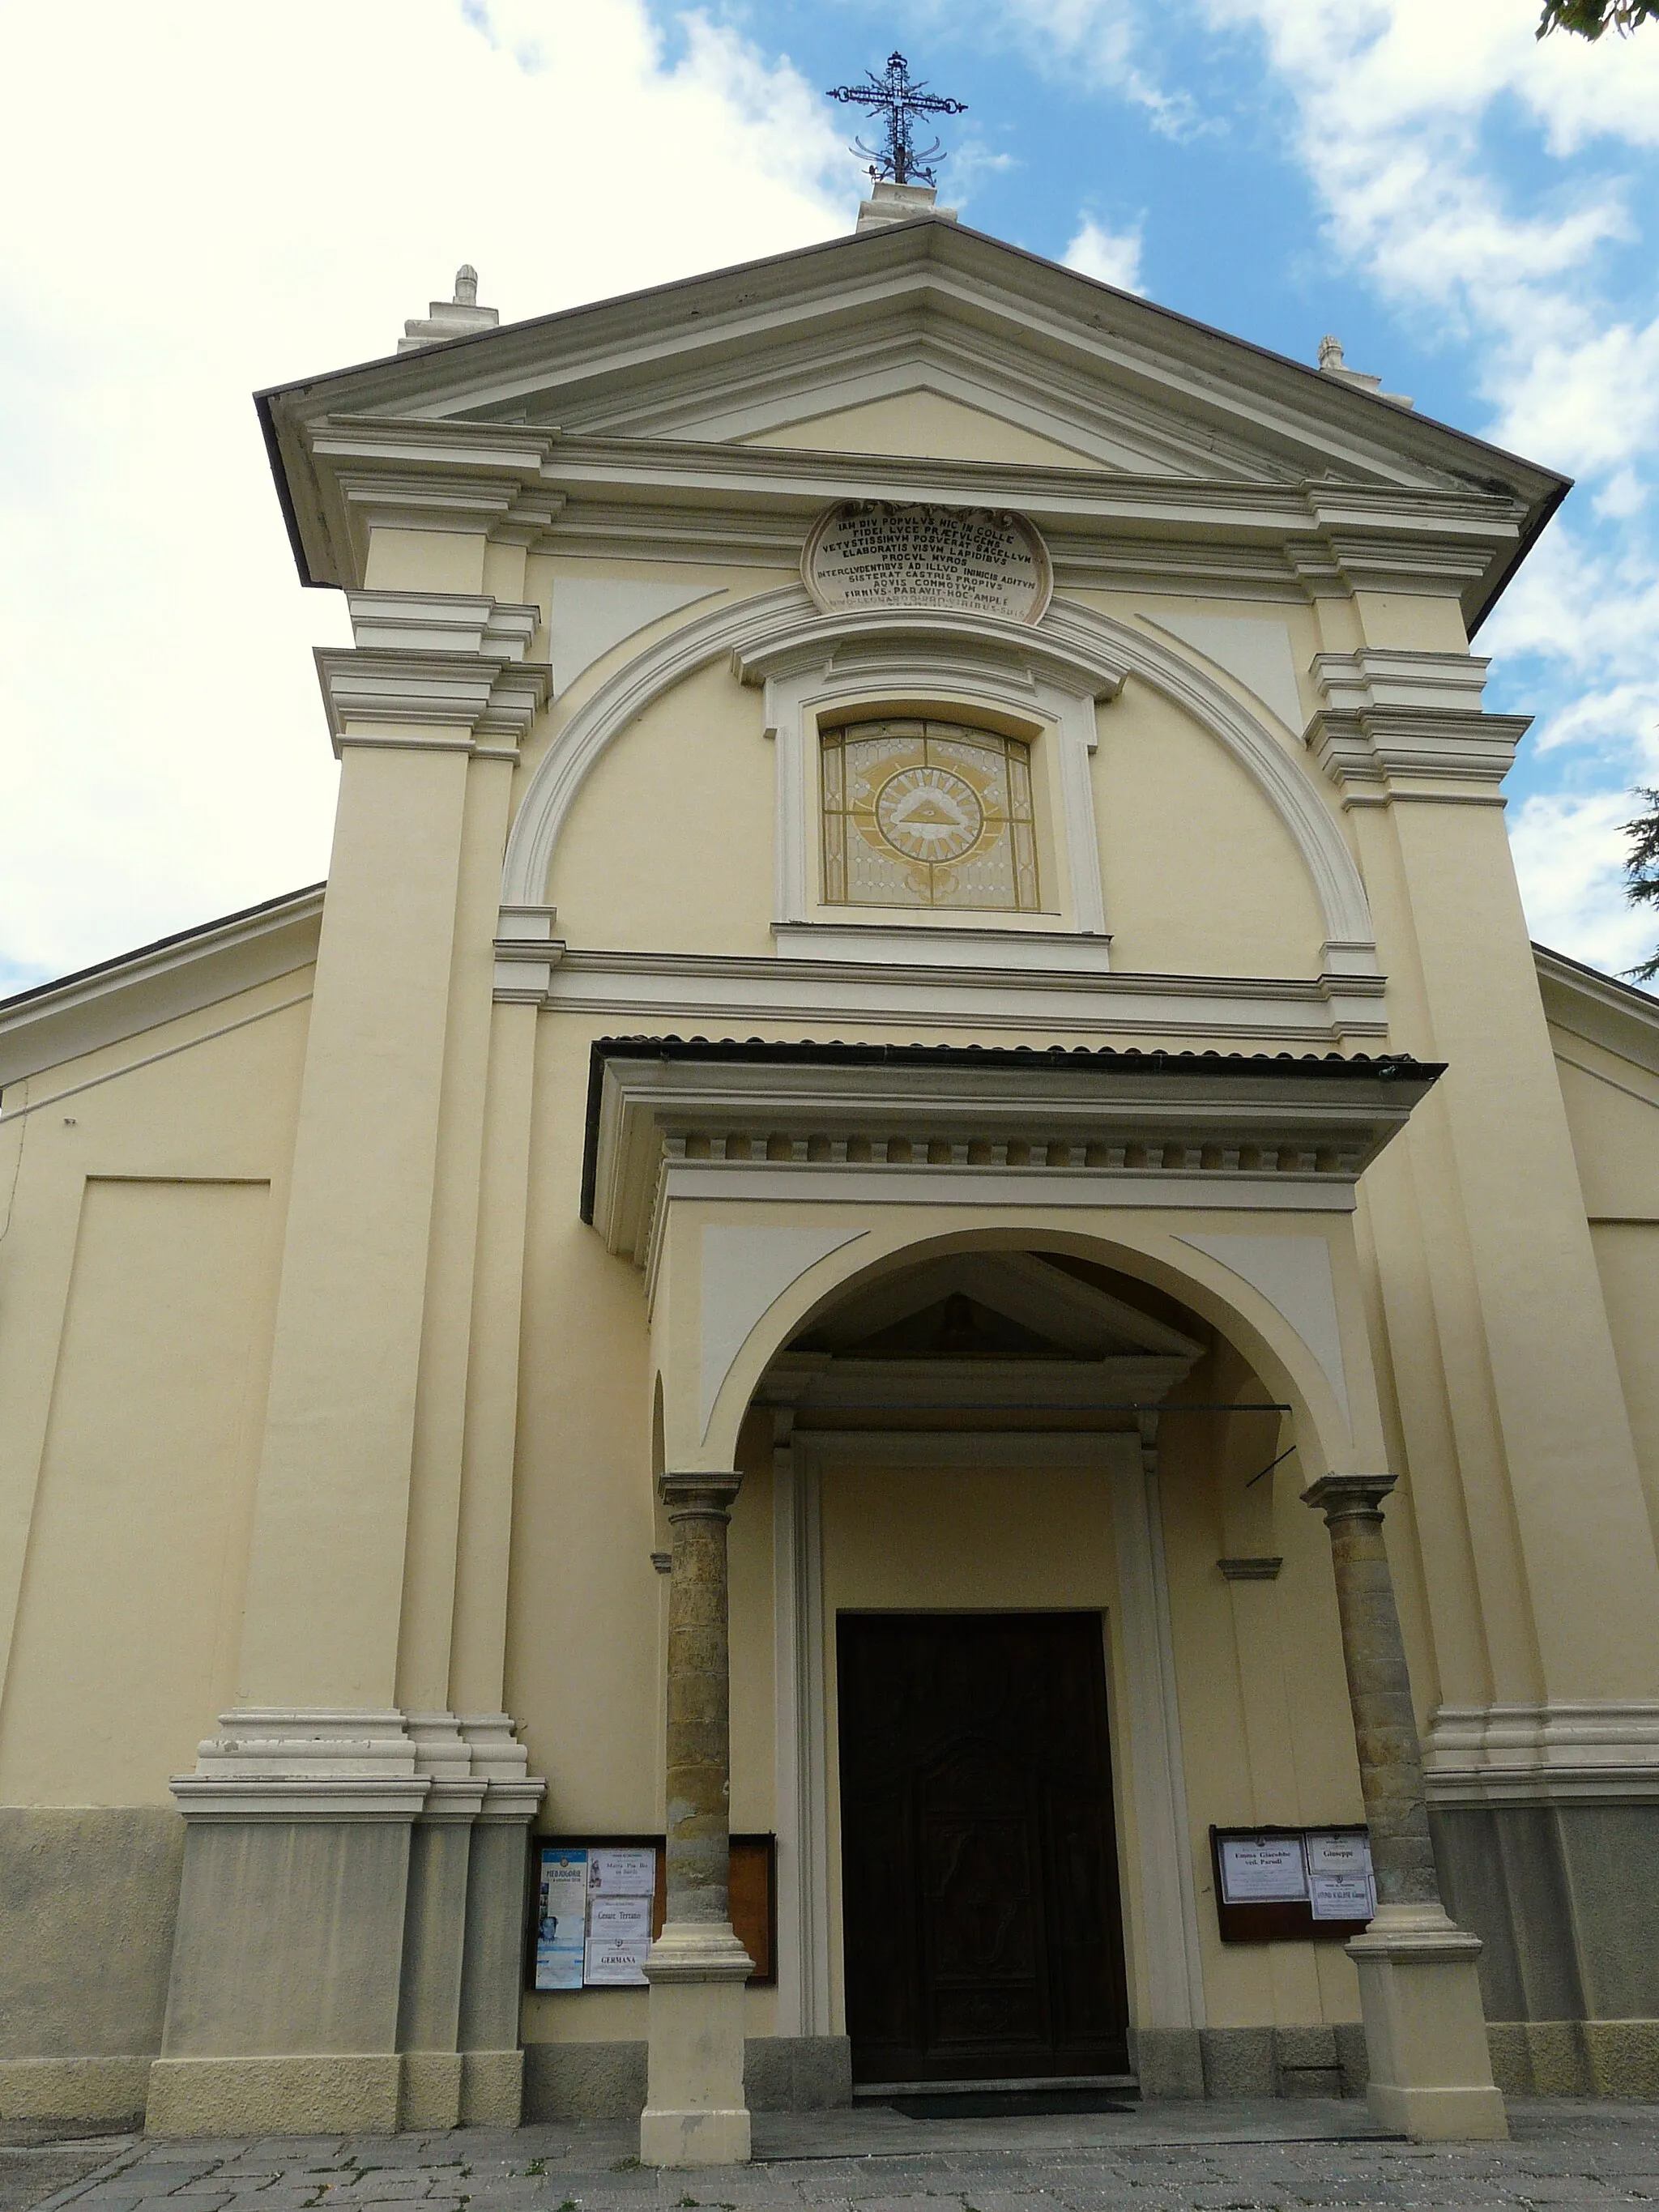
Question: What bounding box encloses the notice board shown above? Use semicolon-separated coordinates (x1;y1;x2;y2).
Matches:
1209;1824;1375;1943
530;1834;775;1989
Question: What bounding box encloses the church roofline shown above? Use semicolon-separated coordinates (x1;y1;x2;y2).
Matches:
0;883;324;1097
1534;939;1659;1085
254;216;1569;634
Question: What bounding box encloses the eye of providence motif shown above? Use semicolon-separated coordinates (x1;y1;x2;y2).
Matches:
821;718;1040;911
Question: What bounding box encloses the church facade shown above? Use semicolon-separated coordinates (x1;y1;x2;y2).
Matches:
4;185;1659;2157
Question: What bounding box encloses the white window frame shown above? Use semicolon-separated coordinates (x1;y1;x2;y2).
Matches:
736;625;1111;965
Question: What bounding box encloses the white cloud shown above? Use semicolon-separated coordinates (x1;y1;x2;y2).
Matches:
1508;787;1656;981
0;1;851;980
1064;215;1147;292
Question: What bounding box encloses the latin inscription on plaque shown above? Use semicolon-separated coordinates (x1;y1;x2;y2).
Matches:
803;501;1052;624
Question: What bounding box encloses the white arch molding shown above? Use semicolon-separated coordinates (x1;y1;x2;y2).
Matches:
498;586;1379;971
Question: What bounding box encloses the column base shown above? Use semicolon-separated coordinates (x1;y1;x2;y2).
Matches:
640;1923;753;2167
1349;1907;1508;2141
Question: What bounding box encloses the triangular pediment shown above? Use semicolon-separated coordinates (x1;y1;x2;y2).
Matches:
260;215;1565;610
736;386;1107;472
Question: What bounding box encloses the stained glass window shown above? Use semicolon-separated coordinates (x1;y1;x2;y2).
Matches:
821;718;1040;912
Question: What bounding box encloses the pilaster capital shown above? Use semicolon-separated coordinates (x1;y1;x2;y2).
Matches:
313;590;552;759
1304;649;1528;799
659;1471;743;1521
1302;1470;1397;1523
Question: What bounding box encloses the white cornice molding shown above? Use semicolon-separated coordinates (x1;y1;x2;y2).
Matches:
493;940;1391;1046
500;586;1379;974
288;412;1527;620
1311;649;1491;714
586;1049;1438;1273
770;922;1117;973
1424;1701;1659;1805
171;1708;544;1824
0;887;323;1096
1304;647;1531;795
345;589;539;659
731;603;1122;702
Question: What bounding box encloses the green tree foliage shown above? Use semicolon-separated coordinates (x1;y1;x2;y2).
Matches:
1538;0;1657;36
1623;787;1659;982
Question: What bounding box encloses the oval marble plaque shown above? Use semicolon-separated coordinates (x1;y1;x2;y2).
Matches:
803;501;1052;624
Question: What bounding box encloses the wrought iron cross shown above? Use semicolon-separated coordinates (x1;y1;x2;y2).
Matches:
826;51;967;187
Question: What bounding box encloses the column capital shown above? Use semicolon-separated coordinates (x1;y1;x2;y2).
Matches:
659;1471;742;1519
1303;1470;1397;1520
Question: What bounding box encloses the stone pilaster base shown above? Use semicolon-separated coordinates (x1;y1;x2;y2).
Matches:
398;2051;463;2129
146;2053;403;2136
1349;1907;1508;2140
640;1924;753;2167
1487;2018;1659;2098
459;2048;524;2126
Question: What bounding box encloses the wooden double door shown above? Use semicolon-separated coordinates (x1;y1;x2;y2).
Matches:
837;1611;1131;2085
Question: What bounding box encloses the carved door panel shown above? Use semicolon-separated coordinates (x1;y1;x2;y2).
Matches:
837;1612;1130;2083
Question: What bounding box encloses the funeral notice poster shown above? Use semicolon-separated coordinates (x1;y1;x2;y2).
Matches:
535;1848;588;1991
1306;1830;1376;1921
1218;1834;1307;1903
582;1847;656;1985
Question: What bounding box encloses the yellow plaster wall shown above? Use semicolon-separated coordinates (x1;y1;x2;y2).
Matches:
1550;1026;1659;1540
0;1179;273;1802
739;389;1103;471
0;982;310;1804
537;633;1331;979
544;659;776;957
1092;676;1327;977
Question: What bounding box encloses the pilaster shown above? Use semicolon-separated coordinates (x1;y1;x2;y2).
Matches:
156;590;550;2136
1307;650;1659;1729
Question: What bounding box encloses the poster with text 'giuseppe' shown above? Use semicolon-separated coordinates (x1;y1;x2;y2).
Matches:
1306;1830;1376;1921
535;1848;587;1991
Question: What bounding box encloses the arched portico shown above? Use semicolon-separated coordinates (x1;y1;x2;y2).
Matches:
582;1034;1503;2155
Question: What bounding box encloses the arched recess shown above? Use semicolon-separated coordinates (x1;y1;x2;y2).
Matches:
677;1213;1372;1482
499;586;1377;968
676;1213;1375;2046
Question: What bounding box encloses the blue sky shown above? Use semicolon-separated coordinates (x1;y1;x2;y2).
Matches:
2;0;1657;989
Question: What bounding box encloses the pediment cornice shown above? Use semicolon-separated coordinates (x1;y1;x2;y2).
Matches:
259;218;1564;630
285;411;1530;627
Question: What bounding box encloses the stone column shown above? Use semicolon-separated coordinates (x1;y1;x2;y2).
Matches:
641;1473;753;2167
1303;1474;1506;2139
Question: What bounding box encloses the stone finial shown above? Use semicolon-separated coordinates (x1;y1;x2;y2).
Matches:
398;264;501;354
1316;331;1414;410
